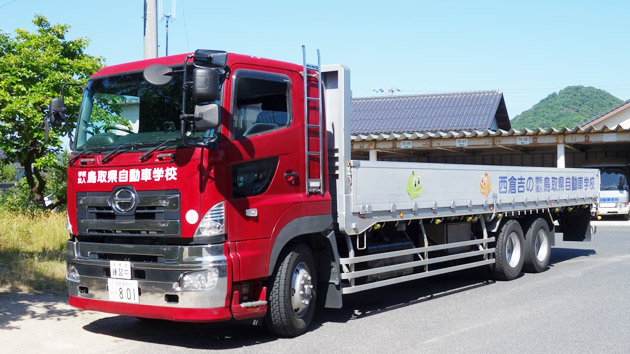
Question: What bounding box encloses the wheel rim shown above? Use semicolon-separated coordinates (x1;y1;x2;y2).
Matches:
534;229;549;262
506;231;522;268
291;262;313;318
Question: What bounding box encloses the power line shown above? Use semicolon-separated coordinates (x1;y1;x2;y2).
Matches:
0;0;17;9
180;0;190;52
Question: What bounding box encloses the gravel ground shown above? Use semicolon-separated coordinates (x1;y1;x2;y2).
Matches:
1;219;629;354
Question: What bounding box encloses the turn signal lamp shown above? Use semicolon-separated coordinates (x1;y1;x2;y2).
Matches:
194;201;225;237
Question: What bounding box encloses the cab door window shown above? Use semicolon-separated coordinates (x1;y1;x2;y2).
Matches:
231;70;291;139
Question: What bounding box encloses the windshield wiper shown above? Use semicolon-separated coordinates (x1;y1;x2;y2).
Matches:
139;139;179;162
69;149;96;165
101;143;140;164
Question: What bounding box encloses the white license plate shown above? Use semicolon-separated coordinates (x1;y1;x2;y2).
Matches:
108;279;139;303
110;260;132;279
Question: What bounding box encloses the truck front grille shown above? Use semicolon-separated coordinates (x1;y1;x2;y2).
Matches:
76;190;180;237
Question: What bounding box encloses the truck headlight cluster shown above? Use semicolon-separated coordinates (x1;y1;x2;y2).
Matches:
194;201;225;237
176;268;219;291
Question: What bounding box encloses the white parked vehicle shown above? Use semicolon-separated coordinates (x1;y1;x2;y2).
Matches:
587;164;630;220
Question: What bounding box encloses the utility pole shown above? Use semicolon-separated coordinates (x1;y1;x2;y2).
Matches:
159;0;176;56
144;0;158;59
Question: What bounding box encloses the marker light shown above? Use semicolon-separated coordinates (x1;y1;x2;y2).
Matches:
66;214;73;234
66;264;80;282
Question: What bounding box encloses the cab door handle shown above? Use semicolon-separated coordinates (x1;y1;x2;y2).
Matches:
284;171;299;185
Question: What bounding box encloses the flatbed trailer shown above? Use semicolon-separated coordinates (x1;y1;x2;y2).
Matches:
321;63;598;304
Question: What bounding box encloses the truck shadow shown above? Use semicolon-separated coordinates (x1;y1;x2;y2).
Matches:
317;269;494;324
82;269;494;349
83;316;278;348
548;247;596;266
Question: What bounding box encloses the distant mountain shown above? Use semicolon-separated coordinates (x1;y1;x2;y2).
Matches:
510;86;623;130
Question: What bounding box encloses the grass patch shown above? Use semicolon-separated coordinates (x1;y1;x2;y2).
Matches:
0;210;68;292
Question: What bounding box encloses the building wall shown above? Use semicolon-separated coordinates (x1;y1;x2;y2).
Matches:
591;106;630;129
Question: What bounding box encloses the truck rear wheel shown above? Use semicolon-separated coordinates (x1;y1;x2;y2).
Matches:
265;243;317;337
523;218;551;273
492;219;525;280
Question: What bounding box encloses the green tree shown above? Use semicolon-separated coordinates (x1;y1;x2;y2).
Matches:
511;86;623;130
0;15;103;207
0;162;17;182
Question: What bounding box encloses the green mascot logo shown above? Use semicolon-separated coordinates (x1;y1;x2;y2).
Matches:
406;172;423;200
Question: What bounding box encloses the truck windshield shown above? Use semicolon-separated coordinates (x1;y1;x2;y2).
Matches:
600;168;629;191
74;68;220;151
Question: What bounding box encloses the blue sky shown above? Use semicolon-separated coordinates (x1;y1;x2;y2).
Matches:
2;0;630;119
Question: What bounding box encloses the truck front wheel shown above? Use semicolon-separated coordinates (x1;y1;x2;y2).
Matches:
265;243;317;337
523;218;551;273
492;219;525;280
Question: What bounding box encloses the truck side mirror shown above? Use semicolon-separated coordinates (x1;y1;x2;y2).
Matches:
619;175;627;190
193;67;219;104
193;104;220;131
193;49;227;68
49;97;66;127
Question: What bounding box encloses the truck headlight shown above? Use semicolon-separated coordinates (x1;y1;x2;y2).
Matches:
194;201;225;237
176;269;219;291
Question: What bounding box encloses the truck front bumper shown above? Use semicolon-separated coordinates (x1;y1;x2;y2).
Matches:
598;203;630;216
66;240;232;322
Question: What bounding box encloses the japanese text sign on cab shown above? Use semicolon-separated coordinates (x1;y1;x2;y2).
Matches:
77;167;178;184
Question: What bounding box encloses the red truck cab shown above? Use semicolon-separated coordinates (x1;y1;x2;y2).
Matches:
64;50;332;335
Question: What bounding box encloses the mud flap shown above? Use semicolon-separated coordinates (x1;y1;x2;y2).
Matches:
560;207;592;242
323;230;342;309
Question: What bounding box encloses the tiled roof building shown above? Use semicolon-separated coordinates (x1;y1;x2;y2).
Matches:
351;91;510;134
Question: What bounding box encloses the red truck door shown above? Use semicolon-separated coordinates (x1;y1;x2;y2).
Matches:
223;66;304;246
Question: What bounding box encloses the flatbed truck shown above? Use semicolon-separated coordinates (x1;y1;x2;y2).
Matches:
47;47;599;337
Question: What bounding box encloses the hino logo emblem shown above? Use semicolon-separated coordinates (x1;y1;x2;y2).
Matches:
112;188;137;214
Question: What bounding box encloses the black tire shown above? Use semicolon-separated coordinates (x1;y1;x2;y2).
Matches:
492;219;525;280
265;244;317;337
523;218;552;273
624;214;630;221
